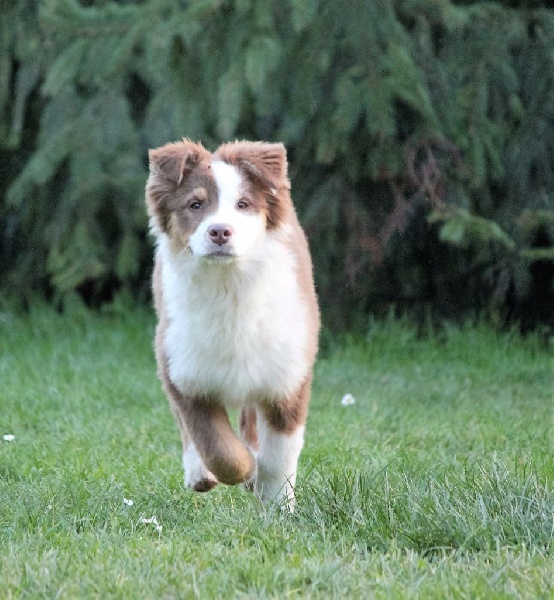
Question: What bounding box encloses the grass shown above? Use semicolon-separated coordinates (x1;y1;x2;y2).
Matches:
1;301;553;598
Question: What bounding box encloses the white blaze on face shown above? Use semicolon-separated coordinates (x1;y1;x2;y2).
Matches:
188;161;267;258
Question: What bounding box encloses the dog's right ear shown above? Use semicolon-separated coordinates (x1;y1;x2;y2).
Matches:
148;139;208;185
146;139;210;234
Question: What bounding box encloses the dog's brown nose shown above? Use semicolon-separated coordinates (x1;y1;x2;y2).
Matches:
208;224;233;246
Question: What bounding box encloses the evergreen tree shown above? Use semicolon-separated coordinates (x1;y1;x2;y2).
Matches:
1;0;552;328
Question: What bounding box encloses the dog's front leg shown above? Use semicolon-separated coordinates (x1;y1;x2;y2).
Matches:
182;437;218;493
165;383;218;492
182;399;256;486
255;379;311;511
161;363;254;489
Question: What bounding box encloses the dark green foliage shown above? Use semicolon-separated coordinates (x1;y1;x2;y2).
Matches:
1;0;552;328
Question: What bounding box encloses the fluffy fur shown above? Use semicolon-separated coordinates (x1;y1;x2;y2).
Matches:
146;139;319;509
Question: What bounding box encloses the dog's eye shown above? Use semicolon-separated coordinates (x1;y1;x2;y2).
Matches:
189;201;202;210
237;199;249;209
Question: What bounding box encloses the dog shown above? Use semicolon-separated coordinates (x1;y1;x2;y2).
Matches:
145;139;319;509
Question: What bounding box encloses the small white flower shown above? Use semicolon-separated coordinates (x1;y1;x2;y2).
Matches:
140;516;162;533
140;516;156;524
341;393;356;406
3;434;15;442
140;515;162;532
123;498;134;506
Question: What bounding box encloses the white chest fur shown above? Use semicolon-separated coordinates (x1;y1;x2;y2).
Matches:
159;233;310;407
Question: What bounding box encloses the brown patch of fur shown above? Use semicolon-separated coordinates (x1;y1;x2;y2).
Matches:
215;141;288;182
146;139;214;236
215;141;292;229
149;139;209;185
193;478;218;493
261;376;312;434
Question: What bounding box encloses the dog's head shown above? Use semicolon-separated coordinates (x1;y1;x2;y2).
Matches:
146;139;292;261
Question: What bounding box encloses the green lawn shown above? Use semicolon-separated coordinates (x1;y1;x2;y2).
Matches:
1;303;553;598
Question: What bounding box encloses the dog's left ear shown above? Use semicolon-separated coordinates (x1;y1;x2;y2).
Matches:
216;141;289;188
215;141;292;229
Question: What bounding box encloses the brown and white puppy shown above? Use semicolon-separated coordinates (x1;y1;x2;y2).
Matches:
146;139;319;509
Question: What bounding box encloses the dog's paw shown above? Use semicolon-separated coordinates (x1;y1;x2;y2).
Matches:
184;468;218;492
183;445;218;492
253;471;296;512
191;477;218;492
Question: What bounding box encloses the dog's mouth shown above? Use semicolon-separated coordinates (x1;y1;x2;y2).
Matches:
202;250;237;262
